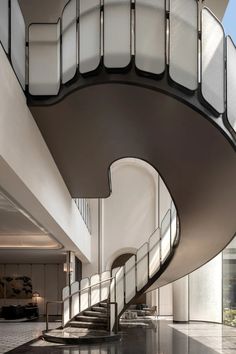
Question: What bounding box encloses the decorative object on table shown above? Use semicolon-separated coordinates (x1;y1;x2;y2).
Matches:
32;291;40;305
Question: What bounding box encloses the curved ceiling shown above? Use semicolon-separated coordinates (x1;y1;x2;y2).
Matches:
31;83;236;285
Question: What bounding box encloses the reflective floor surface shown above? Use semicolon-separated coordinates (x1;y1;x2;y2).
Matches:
3;320;236;354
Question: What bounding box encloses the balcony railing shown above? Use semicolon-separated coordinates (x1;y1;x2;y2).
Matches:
74;198;91;233
0;0;235;142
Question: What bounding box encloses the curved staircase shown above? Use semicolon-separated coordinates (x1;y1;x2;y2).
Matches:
44;202;178;343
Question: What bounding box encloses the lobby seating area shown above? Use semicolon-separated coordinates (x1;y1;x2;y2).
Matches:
0;304;39;322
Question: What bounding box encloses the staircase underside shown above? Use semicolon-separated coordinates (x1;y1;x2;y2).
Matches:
30;71;236;287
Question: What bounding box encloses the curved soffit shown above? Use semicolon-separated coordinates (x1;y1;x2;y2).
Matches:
31;83;236;285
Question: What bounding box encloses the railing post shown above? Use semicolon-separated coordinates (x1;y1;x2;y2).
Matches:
46;302;49;332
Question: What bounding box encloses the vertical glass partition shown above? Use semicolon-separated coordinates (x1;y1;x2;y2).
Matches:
79;0;101;73
135;0;165;74
104;0;131;68
29;22;61;95
201;8;225;114
62;0;77;83
161;210;171;262
0;0;9;53
226;37;236;132
11;0;26;89
169;0;198;90
223;236;236;327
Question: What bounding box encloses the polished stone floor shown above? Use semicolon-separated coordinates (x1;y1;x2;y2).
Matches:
1;320;236;354
0;322;60;354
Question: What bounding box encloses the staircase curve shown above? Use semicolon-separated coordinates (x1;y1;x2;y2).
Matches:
44;201;178;343
1;0;236;340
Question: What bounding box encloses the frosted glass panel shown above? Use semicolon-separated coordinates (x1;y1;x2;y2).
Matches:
62;0;77;83
125;255;136;303
0;0;9;53
171;202;177;245
79;0;101;73
201;8;225;114
115;267;124;315
169;0;198;90
80;278;90;312
71;281;80;318
11;0;25;89
62;286;70;325
149;228;161;278
110;267;120;331
104;0;131;68
135;0;165;74
29;22;61;95
189;254;222;323
161;210;171;261
226;37;236;132
137;243;148;291
90;274;100;306
101;271;111;302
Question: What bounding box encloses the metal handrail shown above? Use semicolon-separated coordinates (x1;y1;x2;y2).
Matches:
46;205;179;331
63;276;115;303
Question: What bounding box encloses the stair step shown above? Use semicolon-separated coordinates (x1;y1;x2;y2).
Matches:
43;328;120;344
92;306;107;313
84;310;108;318
76;315;107;324
100;302;108;308
70;321;107;330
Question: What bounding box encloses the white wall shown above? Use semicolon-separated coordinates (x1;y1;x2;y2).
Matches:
103;159;157;270
159;283;173;316
0;45;91;262
189;253;223;323
0;263;66;315
83;158;172;277
173;276;189;322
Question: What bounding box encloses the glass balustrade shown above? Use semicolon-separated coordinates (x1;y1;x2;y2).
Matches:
0;0;235;136
60;200;178;331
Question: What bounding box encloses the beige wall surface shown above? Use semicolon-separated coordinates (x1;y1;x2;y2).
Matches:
0;263;66;315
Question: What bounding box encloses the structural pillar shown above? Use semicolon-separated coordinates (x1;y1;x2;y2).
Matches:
173;276;189;322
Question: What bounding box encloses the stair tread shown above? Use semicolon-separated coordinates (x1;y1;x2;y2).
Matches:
70;321;107;327
76;315;107;323
84;310;108;318
92;306;107;313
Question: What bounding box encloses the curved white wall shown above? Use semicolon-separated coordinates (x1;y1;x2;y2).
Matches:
83;158;172;277
173;276;189;322
189;253;222;323
104;159;157;269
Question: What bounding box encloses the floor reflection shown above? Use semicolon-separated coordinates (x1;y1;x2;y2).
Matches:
8;320;236;354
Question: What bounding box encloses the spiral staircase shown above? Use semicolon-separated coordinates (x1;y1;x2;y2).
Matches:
1;0;236;344
44;202;178;344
